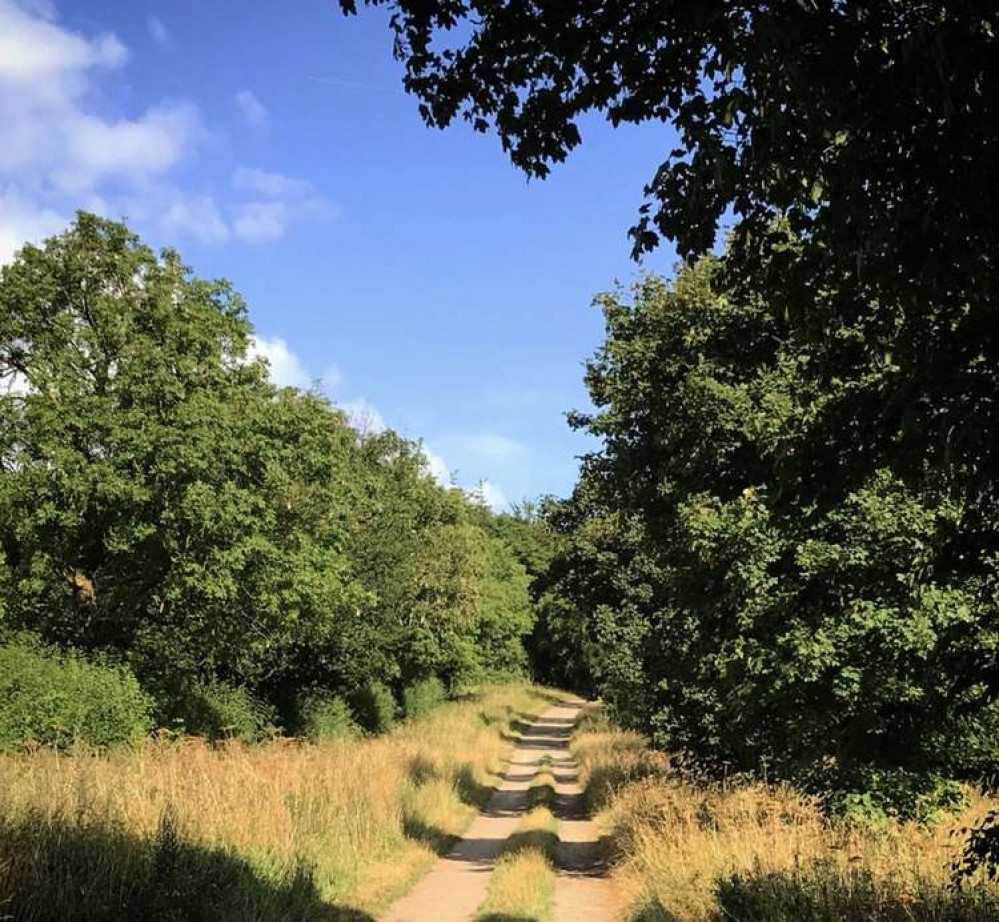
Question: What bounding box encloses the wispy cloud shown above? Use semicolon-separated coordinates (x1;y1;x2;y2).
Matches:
235;88;268;128
440;433;527;464
0;0;205;261
147;15;169;47
475;481;509;512
232;167;313;198
160;194;230;244
0;184;65;264
338;398;384;434
0;3;331;260
229;166;331;243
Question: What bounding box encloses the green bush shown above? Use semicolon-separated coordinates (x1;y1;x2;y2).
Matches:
351;681;397;734
0;635;151;751
821;767;967;827
295;692;360;741
164;681;275;742
402;676;447;720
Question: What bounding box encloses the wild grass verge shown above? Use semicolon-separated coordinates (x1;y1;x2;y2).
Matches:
475;806;559;922
0;683;553;922
573;707;999;922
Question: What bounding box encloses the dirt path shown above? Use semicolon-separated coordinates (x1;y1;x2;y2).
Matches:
379;701;619;922
549;703;620;921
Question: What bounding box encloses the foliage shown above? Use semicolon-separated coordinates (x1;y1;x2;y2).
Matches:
0;214;537;740
294;691;360;741
402;677;447;720
545;258;999;816
340;1;998;343
955;811;999;888
161;681;276;743
0;634;151;751
352;681;398;734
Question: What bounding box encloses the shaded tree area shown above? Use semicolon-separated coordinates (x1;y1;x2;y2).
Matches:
544;259;999;819
0;214;535;740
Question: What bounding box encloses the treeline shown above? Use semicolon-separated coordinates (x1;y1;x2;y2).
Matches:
537;254;999;820
0;214;544;747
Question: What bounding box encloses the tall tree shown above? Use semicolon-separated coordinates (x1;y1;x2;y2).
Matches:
0;215;365;688
546;258;999;817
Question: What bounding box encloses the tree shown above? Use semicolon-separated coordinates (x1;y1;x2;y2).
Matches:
546;258;999;818
0;215;365;692
0;214;540;736
339;2;998;312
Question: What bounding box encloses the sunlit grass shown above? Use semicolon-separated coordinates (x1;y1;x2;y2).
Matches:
475;806;559;922
0;684;553;921
573;710;999;922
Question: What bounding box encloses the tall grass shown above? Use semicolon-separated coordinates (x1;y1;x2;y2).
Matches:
0;684;551;921
573;709;999;922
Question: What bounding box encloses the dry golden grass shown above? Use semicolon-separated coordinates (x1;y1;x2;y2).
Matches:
573;716;999;922
475;806;559;922
0;684;553;922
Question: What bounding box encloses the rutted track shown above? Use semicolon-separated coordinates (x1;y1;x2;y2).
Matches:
379;701;619;922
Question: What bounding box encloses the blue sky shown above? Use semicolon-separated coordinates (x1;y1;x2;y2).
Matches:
0;0;679;507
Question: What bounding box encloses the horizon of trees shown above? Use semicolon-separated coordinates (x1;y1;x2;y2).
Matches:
0;214;548;743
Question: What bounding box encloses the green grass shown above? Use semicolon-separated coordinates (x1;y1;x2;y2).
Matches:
527;755;556;811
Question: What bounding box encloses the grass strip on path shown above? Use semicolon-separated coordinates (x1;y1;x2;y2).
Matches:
474;805;560;922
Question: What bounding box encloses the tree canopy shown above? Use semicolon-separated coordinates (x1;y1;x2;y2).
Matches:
0;214;538;736
544;256;999;818
339;1;998;317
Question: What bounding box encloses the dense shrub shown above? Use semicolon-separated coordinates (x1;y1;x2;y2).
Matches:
402;677;447;720
294;692;360;741
0;635;151;751
163;682;275;742
351;681;397;734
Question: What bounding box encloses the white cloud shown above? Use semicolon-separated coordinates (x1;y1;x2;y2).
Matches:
232;166;313;199
0;3;328;257
160;194;229;244
0;1;125;95
147;15;169;47
0;185;66;264
231;200;290;243
0;0;210;260
247;336;313;390
443;433;527;464
51;102;202;194
0;2;199;186
423;446;453;486
229;166;331;243
474;481;510;512
235;89;268;128
319;364;342;393
341;398;386;434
